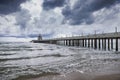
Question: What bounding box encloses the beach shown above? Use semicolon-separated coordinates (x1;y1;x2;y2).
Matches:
27;71;120;80
0;42;120;80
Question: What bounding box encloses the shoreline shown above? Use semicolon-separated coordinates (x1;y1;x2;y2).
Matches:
26;71;120;80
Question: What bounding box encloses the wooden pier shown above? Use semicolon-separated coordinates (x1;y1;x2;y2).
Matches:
32;32;120;51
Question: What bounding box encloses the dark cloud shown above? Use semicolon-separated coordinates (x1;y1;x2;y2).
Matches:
0;0;27;14
42;0;65;10
62;0;120;25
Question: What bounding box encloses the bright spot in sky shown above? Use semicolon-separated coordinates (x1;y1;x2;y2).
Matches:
0;37;36;42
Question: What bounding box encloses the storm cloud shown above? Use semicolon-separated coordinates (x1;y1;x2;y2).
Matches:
62;0;120;25
42;0;65;10
0;0;120;41
0;0;27;14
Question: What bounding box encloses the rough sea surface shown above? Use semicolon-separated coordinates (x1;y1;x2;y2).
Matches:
0;42;120;80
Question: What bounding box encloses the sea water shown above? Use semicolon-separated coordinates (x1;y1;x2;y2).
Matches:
0;42;120;80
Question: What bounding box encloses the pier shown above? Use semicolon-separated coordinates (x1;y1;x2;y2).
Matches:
32;32;120;51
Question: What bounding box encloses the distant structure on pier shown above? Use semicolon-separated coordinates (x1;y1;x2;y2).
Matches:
38;34;42;40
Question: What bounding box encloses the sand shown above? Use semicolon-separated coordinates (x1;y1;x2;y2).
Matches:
27;71;120;80
93;74;120;80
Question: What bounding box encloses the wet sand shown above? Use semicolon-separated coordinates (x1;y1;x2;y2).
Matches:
93;74;120;80
27;71;120;80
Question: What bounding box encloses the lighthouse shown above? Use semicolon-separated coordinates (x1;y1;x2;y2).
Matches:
38;34;42;41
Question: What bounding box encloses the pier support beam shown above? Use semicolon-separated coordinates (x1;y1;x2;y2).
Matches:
74;40;76;46
85;39;87;47
80;40;82;47
94;38;97;49
116;38;118;51
82;39;84;47
71;40;73;46
88;39;90;48
104;39;106;50
111;39;113;50
108;39;110;50
77;40;80;46
66;40;68;46
72;40;75;46
102;38;104;50
91;39;93;48
98;39;101;50
68;40;71;46
64;40;66;45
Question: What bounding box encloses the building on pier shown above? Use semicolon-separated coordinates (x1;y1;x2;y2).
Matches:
38;34;42;41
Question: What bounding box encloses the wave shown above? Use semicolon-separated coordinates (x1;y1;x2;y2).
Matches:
0;48;23;51
0;53;16;56
0;48;56;52
0;46;32;48
0;54;66;62
0;66;19;72
41;53;66;57
12;72;59;80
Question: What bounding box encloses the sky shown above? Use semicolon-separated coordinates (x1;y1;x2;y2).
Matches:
0;0;120;42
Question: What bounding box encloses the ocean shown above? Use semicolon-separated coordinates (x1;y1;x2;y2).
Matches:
0;42;120;80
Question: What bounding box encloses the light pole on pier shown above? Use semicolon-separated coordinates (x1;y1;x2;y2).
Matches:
115;27;117;33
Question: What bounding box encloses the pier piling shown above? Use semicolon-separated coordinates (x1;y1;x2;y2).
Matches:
94;39;97;49
91;39;93;48
83;39;84;47
88;39;90;48
104;39;106;50
116;38;118;51
108;39;110;50
98;39;101;50
111;39;113;50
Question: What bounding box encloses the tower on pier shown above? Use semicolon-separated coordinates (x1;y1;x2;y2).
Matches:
38;34;42;41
